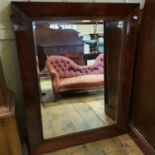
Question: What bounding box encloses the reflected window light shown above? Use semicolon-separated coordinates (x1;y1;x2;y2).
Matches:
14;24;19;31
49;24;77;30
32;22;36;30
117;21;123;29
133;16;138;20
49;24;59;29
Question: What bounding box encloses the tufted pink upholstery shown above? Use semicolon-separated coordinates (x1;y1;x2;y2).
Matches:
47;53;104;79
46;53;104;95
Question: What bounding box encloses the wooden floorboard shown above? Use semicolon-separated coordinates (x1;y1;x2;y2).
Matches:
23;80;144;155
40;134;144;155
41;78;114;139
86;101;113;124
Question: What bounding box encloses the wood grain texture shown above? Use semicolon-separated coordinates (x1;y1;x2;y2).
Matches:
34;23;85;65
40;80;114;138
0;117;23;155
12;2;139;19
129;125;155;155
104;20;123;120
130;0;155;154
2;117;23;155
11;2;140;154
40;134;144;155
0;91;23;155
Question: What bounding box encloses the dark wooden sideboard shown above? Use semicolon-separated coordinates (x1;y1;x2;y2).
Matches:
34;23;85;66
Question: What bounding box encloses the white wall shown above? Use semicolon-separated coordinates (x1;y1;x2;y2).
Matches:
0;0;145;131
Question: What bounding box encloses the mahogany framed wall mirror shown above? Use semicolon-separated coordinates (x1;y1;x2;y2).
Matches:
11;2;139;155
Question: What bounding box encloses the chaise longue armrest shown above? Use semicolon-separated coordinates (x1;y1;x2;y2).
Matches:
47;66;60;84
50;68;59;78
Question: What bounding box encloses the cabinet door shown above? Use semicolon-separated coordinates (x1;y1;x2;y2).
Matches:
130;1;155;154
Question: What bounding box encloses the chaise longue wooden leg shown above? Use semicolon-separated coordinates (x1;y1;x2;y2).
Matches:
52;92;60;102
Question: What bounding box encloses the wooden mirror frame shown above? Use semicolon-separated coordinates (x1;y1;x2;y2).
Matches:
11;2;139;155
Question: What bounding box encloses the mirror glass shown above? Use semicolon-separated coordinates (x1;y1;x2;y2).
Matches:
32;19;121;139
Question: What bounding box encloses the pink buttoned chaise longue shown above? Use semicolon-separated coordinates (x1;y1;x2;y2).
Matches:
46;53;104;97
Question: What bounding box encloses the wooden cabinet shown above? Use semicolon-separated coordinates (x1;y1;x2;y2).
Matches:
0;59;23;155
34;23;85;66
129;1;155;155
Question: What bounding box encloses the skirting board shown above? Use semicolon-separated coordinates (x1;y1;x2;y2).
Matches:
129;124;155;155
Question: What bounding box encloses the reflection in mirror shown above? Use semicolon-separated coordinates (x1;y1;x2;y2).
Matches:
33;19;118;139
